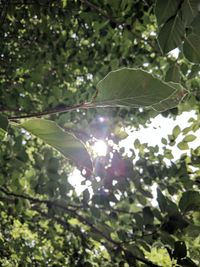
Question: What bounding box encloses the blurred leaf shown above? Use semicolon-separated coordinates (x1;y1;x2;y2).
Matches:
178;257;198;267
19;119;92;171
182;134;196;142
178;141;189;150
0;114;8;140
157;189;167;213
172;125;181;138
143;207;154;225
95;68;183;111
173;241;187;259
179;191;200;212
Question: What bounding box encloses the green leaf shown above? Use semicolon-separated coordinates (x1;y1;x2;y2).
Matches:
182;134;196;142
161;137;168;145
177;141;189;150
183;34;200;63
173;241;187;259
0;114;8;141
155;0;181;26
181;0;199;26
179;191;200;212
20;119;92;171
191;13;200;35
165;64;181;83
143;207;154;225
172;125;181;138
95;68;184;110
152;82;187;112
158;13;185;53
157;188;167;213
178;257;198;267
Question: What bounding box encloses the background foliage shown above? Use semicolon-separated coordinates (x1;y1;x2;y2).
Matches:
0;0;200;266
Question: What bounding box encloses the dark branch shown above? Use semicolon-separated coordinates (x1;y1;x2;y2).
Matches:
7;102;94;120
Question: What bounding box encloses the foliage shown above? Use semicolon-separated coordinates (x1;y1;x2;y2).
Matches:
0;0;200;266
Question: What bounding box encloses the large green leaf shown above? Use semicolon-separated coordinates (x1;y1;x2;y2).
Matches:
183;34;200;63
152;82;187;112
158;13;185;53
0;114;8;141
20;119;92;171
95;68;184;111
155;0;181;26
179;191;200;212
181;0;200;26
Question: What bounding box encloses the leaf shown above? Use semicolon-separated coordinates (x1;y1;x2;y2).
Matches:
173;241;187;259
158;13;185;53
165;64;181;83
143;207;154;225
191;13;200;35
20;119;92;171
183;34;200;63
161;137;168;145
95;68;184;111
0;114;8;140
152;82;187;112
155;0;181;26
178;257;198;267
179;191;200;212
188;65;200;79
177;141;189;150
182;134;196;142
181;0;200;26
157;188;167;213
172;125;181;138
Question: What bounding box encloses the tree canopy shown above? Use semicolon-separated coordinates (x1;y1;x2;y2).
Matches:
1;0;200;266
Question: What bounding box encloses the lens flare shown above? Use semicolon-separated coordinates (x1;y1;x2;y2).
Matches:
92;140;107;156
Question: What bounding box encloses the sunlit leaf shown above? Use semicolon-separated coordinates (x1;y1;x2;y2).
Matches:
182;134;196;142
19;119;92;171
178;141;189;150
95;68;184;111
172;125;181;139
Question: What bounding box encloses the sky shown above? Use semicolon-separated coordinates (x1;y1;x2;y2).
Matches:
69;110;200;198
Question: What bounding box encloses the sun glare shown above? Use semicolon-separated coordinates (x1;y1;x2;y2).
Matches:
92;140;107;156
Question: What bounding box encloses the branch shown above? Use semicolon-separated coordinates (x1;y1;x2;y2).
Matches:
7;102;94;120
